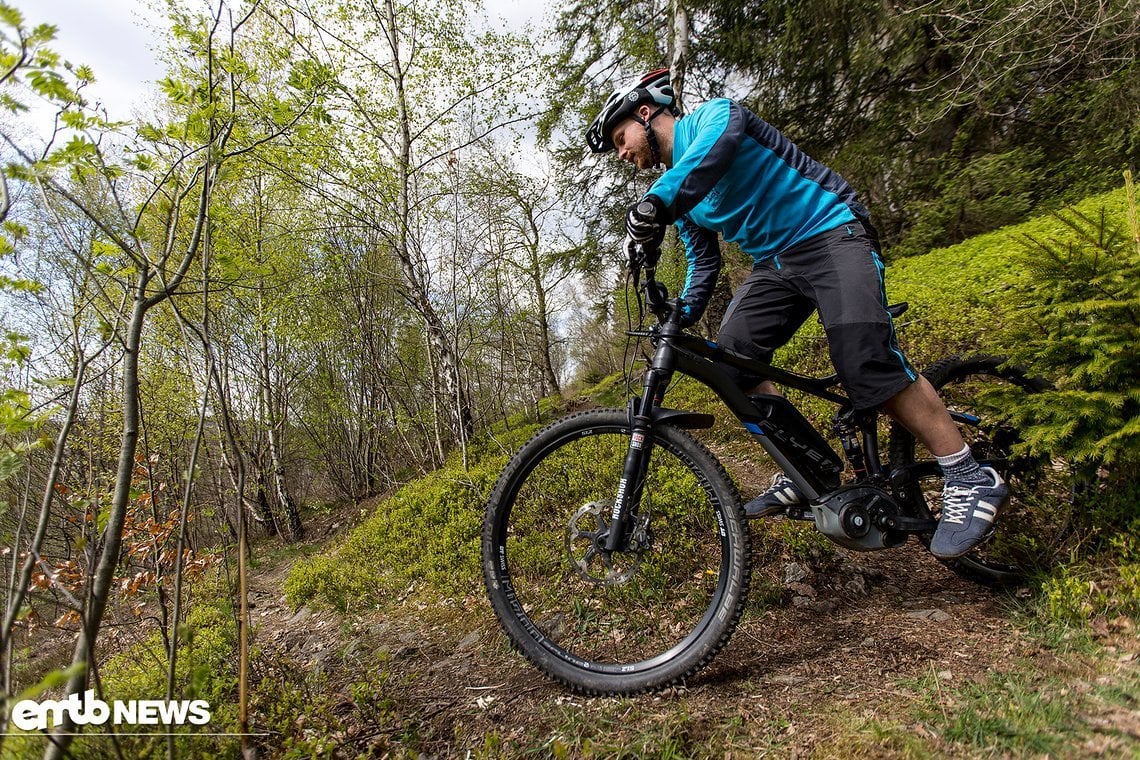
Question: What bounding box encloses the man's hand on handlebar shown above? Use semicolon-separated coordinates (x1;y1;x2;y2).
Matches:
626;196;667;246
622;195;696;328
637;268;691;328
625;237;657;275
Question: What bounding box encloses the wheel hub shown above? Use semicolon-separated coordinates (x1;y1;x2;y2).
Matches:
565;502;650;585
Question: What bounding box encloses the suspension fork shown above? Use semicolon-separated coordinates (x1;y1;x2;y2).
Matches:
604;341;675;553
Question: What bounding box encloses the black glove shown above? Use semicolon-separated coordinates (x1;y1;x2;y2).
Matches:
625;195;668;249
676;300;698;328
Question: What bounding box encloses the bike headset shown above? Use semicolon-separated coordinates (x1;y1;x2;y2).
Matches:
586;68;680;167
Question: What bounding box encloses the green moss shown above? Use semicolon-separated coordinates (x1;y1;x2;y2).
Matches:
285;424;537;612
885;186;1131;367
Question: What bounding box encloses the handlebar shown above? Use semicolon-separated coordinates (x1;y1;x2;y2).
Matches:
636;200;658;219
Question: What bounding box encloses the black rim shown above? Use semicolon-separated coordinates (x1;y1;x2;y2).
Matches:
485;419;736;679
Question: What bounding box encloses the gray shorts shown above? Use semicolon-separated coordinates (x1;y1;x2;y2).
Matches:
716;221;917;410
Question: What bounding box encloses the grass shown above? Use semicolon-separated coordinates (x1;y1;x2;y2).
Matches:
805;647;1140;759
491;698;763;759
268;183;1140;759
919;669;1078;755
467;654;1132;758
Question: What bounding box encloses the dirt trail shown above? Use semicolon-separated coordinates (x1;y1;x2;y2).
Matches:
241;507;1139;757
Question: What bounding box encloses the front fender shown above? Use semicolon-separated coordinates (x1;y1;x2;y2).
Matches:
627;398;715;430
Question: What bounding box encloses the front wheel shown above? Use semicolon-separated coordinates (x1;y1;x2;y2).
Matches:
889;355;1069;586
482;409;751;695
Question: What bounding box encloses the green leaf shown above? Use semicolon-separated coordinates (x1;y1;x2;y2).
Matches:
158;76;193;104
27;68;73;102
96;503;111;534
2;220;28;239
0;450;22;481
0;6;21;27
59;109;87;128
137;123;163;141
30;23;58;45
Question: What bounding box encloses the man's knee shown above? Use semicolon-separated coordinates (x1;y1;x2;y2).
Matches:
751;379;779;396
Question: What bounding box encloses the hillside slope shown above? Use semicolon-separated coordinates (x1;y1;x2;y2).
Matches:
261;185;1138;757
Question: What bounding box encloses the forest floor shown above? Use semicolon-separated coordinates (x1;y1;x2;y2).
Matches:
244;502;1140;759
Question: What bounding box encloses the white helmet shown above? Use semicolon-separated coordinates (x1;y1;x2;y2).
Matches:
586;68;678;154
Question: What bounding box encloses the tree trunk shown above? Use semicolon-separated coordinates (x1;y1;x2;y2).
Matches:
259;285;303;541
670;0;690;112
382;0;474;444
44;279;148;759
166;356;211;760
525;216;561;398
0;350;89;747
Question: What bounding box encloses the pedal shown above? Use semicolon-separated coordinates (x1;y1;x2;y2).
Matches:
784;505;815;521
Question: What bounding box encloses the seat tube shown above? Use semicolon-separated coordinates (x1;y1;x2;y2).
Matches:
861;422;884;477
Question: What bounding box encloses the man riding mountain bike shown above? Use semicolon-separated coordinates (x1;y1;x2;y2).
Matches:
586;69;1005;559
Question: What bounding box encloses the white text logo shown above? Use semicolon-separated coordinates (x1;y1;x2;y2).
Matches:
11;690;211;731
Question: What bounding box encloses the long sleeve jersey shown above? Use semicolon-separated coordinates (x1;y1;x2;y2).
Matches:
646;98;872;324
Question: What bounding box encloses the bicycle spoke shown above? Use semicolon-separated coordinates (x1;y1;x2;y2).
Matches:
483;410;750;693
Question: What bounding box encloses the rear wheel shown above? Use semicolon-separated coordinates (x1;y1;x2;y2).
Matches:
889;355;1070;585
482;409;751;694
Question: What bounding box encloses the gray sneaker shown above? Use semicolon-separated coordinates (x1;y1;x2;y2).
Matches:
930;466;1009;559
744;473;806;518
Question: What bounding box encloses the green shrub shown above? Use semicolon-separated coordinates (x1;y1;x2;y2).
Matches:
997;174;1140;467
285;418;542;612
54;576;242;760
1039;560;1140;628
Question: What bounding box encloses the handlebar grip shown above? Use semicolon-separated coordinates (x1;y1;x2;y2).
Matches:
636;201;657;218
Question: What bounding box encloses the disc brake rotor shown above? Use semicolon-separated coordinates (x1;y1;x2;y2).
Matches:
565;502;650;585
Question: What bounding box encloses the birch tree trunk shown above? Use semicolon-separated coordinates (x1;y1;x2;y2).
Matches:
259;288;304;541
670;0;690;112
381;0;475;444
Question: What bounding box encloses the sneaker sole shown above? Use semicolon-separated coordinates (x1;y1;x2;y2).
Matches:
744;502;787;519
930;525;997;560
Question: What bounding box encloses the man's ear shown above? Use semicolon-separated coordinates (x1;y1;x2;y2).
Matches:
637;103;655;121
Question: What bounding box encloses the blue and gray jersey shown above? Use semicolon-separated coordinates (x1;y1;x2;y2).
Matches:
646;98;871;323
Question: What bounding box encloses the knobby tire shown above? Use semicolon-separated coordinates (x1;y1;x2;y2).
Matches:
482;409;751;695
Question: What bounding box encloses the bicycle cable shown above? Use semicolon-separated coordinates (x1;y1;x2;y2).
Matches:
620;266;652;398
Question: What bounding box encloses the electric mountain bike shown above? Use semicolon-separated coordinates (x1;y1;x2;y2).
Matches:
481;255;1066;696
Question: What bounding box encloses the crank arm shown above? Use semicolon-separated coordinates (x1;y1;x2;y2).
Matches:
877;514;938;532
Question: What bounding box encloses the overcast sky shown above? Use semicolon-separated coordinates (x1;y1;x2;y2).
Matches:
11;0;165;117
11;0;548;118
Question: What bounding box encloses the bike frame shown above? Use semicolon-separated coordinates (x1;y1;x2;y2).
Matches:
605;290;879;551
